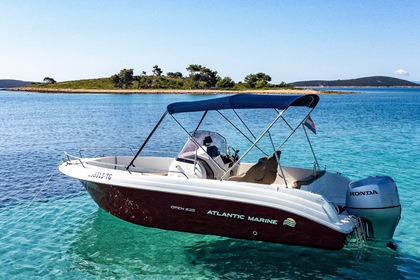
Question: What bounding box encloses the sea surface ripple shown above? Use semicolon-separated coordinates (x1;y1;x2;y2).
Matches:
0;89;419;279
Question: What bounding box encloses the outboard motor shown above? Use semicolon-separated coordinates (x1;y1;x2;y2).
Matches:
346;176;401;241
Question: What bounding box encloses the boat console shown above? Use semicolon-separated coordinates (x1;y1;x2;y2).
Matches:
168;130;238;179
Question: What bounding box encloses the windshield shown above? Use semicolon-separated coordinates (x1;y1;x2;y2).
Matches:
178;130;227;159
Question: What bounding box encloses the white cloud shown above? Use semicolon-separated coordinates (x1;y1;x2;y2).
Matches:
394;69;409;76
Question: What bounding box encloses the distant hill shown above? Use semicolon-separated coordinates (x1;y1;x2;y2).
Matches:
290;76;420;87
0;79;34;88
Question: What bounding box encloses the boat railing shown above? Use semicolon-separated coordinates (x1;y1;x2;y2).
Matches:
77;147;178;158
78;147;136;158
64;151;131;171
64;151;88;168
64;150;188;177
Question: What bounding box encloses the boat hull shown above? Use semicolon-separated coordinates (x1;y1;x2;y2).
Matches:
81;180;348;250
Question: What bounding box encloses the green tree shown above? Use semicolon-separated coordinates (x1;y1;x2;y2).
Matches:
244;72;271;88
136;72;152;89
216;76;235;88
201;67;218;88
151;65;163;87
111;74;122;88
186;64;202;75
152;65;162;76
167;72;183;78
111;69;134;88
186;64;218;89
43;77;56;84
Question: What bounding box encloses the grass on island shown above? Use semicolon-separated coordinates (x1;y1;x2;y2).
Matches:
24;77;297;92
31;78;116;90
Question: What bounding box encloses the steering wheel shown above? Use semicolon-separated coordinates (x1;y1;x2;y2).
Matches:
228;146;239;162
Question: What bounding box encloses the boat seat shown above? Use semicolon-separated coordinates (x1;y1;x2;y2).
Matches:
228;151;280;185
293;170;326;189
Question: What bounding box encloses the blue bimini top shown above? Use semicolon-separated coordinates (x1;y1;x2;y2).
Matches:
166;94;319;114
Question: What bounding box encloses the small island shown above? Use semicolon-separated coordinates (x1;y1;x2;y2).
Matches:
3;64;418;94
8;64;304;94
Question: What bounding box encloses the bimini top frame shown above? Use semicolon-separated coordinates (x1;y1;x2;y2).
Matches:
127;94;320;172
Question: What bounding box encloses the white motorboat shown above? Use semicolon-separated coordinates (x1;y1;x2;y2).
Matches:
59;94;401;250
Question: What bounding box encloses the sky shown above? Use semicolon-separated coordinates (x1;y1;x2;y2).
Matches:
1;0;420;84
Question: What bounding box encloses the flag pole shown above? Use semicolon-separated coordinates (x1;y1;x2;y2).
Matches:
302;123;320;172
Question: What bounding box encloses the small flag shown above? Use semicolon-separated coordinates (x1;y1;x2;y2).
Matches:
304;115;316;134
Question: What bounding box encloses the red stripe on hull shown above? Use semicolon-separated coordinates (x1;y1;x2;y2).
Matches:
81;180;347;250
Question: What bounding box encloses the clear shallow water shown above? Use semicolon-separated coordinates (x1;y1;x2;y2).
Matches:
0;89;419;279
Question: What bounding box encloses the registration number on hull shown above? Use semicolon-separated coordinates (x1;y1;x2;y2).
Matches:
88;172;112;180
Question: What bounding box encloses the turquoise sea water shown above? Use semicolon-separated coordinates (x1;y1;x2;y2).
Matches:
0;88;419;279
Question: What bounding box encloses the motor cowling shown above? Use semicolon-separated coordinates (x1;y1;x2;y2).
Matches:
346;176;401;241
